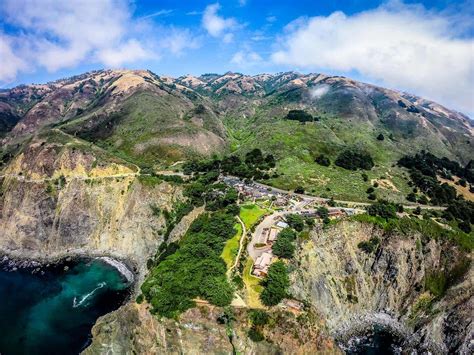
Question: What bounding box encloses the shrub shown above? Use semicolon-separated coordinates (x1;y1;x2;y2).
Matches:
362;173;369;182
367;193;376;200
248;327;265;342
315;154;331;167
407;192;417;202
366;187;375;194
377;133;385;141
358;236;380;253
294;186;305;194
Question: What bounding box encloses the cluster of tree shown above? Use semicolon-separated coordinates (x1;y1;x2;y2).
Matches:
335;149;374;171
284;110;318;123
183;148;275;180
398;151;473;205
367;200;402;220
285;214;305;231
315;154;330;167
141;211;237;318
443;200;474;233
398;151;473;184
272;228;297;259
184;180;239;212
260;261;290;306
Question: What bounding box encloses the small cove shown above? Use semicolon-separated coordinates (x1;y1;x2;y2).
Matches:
0;257;132;355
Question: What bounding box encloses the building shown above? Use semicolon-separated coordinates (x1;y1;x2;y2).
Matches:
253;252;273;277
268;228;279;244
276;221;289;229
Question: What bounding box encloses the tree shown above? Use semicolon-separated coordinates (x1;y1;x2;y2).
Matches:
272;233;296;259
315;154;330;167
317;206;329;219
362;173;369;182
366;187;375;194
377;133;385;141
260;261;289;306
285;214;305;231
407;192;417;202
294;186;305;194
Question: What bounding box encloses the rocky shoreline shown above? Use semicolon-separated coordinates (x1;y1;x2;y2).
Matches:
0;250;138;290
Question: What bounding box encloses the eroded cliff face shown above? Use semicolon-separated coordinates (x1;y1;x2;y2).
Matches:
290;221;473;353
85;303;340;355
0;137;181;274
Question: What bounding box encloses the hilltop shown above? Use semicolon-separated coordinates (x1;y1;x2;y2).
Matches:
1;69;472;202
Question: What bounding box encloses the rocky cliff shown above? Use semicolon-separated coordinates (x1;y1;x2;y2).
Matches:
0;133;182;277
290;221;473;353
84;303;340;355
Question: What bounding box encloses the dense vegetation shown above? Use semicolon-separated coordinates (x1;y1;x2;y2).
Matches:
315;154;330;167
335;149;374;171
398;152;474;231
183;148;275;180
284;110;317;123
260;261;290;306
141;211;236;318
398;151;473;184
272;228;297;259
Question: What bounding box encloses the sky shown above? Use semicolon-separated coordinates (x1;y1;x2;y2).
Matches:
1;0;473;115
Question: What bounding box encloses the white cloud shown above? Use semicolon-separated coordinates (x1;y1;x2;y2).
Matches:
97;40;150;67
272;1;474;113
231;50;262;67
310;84;330;99
0;0;199;82
161;29;201;55
0;34;27;83
202;3;237;38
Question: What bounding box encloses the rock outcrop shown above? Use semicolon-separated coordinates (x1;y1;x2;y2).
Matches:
85;303;340;355
290;221;473;353
0;136;182;277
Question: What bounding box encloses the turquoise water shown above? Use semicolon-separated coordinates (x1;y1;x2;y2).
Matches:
0;258;131;355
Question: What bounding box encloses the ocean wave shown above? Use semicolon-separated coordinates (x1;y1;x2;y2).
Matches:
97;257;134;283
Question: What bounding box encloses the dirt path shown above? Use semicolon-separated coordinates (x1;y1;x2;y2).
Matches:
227;216;247;277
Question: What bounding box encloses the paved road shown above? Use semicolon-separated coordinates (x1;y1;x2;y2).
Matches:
248;179;446;211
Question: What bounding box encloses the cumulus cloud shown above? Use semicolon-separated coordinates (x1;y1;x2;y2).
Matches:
0;0;199;82
0;34;27;83
231;49;262;67
272;1;474;113
202;3;237;39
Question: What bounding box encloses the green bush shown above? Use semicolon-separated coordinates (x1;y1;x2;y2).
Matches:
315;154;331;167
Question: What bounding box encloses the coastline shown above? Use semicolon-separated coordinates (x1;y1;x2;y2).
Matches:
0;248;138;289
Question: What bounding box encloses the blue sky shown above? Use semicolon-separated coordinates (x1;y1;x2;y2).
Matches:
1;0;473;115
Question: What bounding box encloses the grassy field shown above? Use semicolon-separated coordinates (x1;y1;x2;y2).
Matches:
239;204;268;229
225;113;417;203
242;257;264;308
221;223;243;269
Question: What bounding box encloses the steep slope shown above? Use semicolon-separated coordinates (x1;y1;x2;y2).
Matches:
0;129;181;273
291;220;472;353
1;70;472;202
